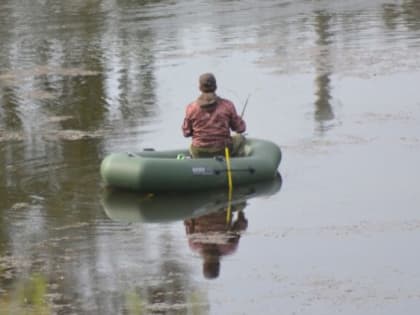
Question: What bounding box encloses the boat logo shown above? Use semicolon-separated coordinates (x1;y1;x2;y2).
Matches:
192;167;214;175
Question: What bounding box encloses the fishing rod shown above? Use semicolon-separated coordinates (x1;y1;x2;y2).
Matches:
240;94;251;118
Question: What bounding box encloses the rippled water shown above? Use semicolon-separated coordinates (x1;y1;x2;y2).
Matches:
1;0;420;314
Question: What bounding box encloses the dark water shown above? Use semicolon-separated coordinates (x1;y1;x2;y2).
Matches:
1;0;420;314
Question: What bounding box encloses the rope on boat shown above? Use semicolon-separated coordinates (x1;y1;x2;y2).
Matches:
225;146;233;224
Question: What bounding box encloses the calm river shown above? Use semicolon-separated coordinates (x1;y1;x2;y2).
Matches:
1;1;420;314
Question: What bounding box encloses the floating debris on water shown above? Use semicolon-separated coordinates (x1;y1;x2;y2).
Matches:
43;129;104;141
0;131;25;142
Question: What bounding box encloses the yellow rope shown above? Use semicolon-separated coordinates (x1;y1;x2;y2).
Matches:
225;146;233;224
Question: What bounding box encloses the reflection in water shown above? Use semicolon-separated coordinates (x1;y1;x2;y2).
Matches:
0;1;161;313
102;174;282;223
314;73;333;124
1;0;420;313
103;174;282;280
313;11;335;135
185;205;248;280
0;273;51;314
401;0;420;31
382;1;420;31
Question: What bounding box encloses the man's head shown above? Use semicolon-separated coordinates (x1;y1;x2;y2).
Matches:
202;246;221;279
199;73;217;93
203;260;220;279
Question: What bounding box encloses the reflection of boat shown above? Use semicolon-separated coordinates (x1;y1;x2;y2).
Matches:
102;173;282;223
100;138;281;192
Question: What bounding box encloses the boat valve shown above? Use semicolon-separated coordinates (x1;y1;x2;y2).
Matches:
214;156;225;162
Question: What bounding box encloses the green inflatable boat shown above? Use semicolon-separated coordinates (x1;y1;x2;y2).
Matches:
100;138;281;192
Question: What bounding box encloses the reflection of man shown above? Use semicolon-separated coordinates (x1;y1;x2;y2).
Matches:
184;203;248;279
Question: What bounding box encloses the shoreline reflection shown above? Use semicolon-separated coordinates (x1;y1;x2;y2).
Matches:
313;10;335;135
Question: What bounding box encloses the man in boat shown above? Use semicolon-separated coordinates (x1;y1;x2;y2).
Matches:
182;73;246;158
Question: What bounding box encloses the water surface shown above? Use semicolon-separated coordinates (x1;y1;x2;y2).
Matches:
1;1;420;314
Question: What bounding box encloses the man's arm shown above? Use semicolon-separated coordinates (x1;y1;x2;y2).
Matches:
230;104;246;133
182;106;194;137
